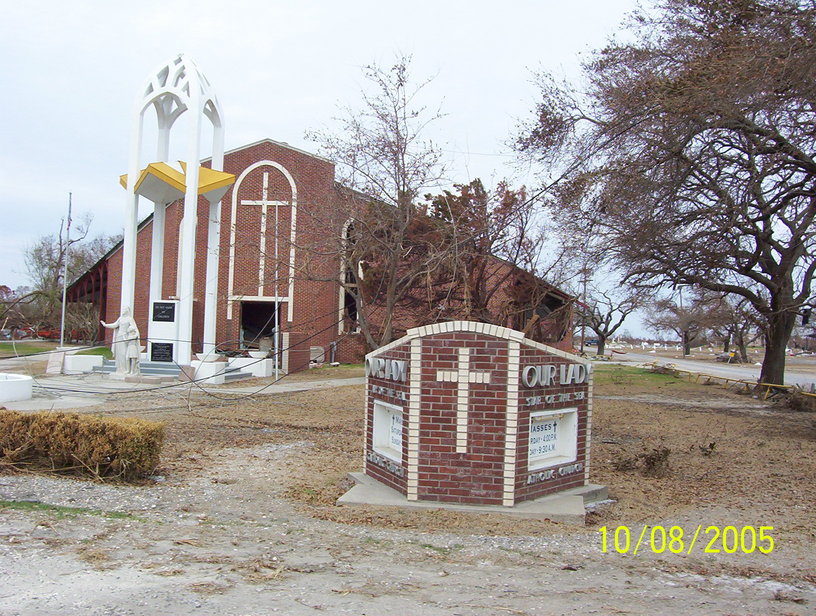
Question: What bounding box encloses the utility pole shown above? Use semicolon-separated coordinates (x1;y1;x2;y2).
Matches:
579;267;590;354
59;192;72;348
678;285;687;358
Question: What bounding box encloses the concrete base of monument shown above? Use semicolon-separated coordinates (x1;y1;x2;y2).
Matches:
108;373;176;384
123;375;173;384
338;472;608;524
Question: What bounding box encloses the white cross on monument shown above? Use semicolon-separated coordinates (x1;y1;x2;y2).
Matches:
240;171;290;296
436;347;492;453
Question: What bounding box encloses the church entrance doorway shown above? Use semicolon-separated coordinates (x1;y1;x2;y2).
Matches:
240;301;280;352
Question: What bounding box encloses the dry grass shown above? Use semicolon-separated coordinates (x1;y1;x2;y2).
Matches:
589;395;816;547
32;363;815;546
276;363;364;382
786;390;816;412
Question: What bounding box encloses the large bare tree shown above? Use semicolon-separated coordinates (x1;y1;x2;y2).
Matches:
704;293;763;362
519;0;816;384
306;57;448;348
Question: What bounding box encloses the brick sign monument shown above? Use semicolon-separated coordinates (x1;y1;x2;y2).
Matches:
354;321;601;510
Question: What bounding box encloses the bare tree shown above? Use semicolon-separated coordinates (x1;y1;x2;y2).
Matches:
306;56;447;348
24;213;119;331
304;58;572;350
518;0;816;384
646;293;710;355
64;302;101;344
547;208;647;354
576;283;646;355
0;286;31;334
704;294;763;362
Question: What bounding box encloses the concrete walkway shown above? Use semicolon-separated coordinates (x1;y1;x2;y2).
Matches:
1;371;366;412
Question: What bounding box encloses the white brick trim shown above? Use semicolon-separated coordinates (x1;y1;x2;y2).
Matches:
502;340;521;506
407;338;422;501
365;320;587;366
435;347;492;454
585;364;594;484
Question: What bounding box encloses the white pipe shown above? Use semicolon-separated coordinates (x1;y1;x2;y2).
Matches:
59;192;72;347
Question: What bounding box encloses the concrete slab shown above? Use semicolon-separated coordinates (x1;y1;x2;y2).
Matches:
2;395;104;411
45;352;65;375
337;472;607;524
124;375;172;384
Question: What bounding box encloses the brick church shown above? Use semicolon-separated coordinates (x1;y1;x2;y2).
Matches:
68;138;574;370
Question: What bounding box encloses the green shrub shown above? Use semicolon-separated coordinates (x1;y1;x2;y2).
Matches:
0;410;164;481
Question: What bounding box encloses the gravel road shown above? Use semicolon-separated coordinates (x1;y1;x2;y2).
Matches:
2;440;813;616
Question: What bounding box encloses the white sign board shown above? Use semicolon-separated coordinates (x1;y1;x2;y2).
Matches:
528;408;578;470
148;299;180;363
373;400;403;462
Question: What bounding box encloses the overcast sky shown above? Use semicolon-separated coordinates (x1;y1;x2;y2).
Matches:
0;1;639;307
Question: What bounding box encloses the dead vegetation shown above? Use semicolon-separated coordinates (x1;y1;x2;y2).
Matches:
0;409;164;480
786;389;816;413
2;364;814;548
612;445;671;478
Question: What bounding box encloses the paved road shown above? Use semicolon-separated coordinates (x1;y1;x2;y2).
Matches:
617;351;816;388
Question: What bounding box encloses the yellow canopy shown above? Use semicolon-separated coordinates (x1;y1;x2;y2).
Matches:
120;161;235;203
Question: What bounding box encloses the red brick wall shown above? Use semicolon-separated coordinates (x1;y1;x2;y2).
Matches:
213;140;340;356
287;332;312;374
98;139;573;364
414;332;510;505
102;225;152;346
336;333;367;364
514;346;589;502
364;326;590;506
101;140;346;361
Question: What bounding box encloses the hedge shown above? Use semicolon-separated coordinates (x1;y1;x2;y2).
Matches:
0;410;164;481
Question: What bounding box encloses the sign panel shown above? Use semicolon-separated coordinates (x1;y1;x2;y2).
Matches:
528;408;578;470
152;302;176;323
150;342;174;362
372;400;403;462
360;321;594;507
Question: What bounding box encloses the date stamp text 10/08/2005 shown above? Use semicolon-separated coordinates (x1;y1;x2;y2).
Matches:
599;525;775;555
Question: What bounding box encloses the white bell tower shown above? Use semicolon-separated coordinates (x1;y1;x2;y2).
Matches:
120;54;233;366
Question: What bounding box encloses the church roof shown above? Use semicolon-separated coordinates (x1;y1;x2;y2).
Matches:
202;137;332;165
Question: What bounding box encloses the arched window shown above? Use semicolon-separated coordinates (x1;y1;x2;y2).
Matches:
339;219;360;333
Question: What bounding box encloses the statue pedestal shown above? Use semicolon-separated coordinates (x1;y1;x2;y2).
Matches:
190;360;226;385
228;357;278;378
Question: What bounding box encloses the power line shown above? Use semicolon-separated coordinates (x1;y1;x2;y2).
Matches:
27;307;358;399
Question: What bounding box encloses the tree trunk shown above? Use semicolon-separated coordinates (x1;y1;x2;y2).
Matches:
759;312;796;385
722;333;731;353
737;335;749;364
682;331;691;356
597;336;606;355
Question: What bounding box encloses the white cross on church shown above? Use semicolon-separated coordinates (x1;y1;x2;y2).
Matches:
436;347;492;453
240;171;290;296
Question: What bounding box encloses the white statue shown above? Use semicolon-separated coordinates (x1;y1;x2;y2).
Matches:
101;307;141;376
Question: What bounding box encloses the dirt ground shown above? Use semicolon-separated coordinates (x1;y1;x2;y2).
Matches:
1;364;814;615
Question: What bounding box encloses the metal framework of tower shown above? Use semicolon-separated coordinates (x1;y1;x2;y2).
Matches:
119;54;232;366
